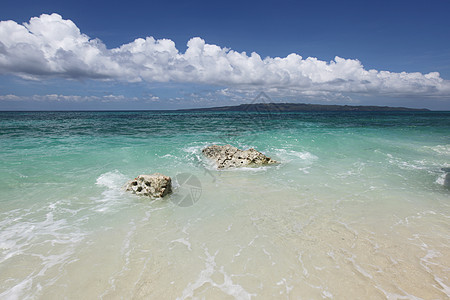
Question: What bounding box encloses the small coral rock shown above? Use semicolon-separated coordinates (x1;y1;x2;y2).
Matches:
124;173;172;198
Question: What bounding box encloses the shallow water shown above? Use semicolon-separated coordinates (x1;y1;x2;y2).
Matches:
0;111;449;299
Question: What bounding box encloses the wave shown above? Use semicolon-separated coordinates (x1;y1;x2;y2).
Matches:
272;148;318;164
93;170;130;213
425;144;450;156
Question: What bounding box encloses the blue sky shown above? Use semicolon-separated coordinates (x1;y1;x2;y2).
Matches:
1;0;450;110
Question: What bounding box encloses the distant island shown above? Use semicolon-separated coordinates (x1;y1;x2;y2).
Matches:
177;103;430;112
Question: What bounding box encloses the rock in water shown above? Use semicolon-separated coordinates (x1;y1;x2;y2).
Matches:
124;173;172;198
202;144;279;169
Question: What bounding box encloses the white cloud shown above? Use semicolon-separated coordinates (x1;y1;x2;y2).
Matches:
0;94;22;101
1;13;450;98
0;94;139;102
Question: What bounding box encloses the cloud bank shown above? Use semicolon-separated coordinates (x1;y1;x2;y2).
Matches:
1;13;450;98
0;94;145;102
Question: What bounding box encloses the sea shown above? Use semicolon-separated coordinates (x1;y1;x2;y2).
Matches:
0;110;449;299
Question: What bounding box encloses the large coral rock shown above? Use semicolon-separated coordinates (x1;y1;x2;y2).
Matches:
124;173;172;198
202;144;279;169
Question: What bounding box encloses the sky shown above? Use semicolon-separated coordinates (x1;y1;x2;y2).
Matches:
1;0;450;110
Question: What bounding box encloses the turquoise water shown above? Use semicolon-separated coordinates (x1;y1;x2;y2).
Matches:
0;111;449;299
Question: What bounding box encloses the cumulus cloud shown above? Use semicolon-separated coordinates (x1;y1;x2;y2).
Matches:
1;13;450;98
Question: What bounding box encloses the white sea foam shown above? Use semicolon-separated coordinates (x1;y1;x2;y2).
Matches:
298;252;309;277
425;144;450;155
419;249;450;298
387;156;426;171
0;277;33;300
182;142;220;157
436;172;449;187
223;166;270;172
182;145;203;154
298;167;311;174
182;143;214;169
96;170;127;190
0;203;87;299
375;285;423;300
178;248;256;300
93;170;129;213
273;148;318;164
170;238;192;251
276;278;294;295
